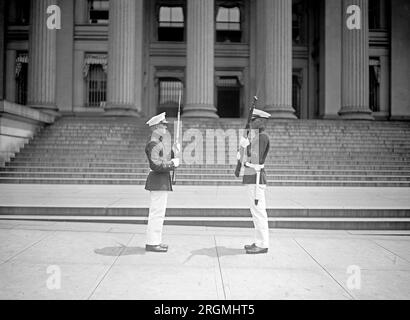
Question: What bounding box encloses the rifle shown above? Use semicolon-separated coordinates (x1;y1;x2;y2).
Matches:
234;96;258;177
172;90;182;184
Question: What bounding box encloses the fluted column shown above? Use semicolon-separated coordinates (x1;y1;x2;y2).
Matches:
339;0;373;120
27;0;58;115
184;0;218;118
106;0;140;117
264;0;296;119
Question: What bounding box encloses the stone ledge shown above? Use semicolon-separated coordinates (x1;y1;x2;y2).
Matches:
0;100;55;124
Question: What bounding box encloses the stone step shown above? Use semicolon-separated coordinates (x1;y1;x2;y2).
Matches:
1;209;410;230
7;159;410;166
28;141;410;147
1;177;410;186
41;134;410;138
5;162;410;170
0;171;410;184
2;171;410;181
38;134;410;139
3;215;409;230
22;144;410;150
1;207;409;218
39;127;410;132
11;156;410;162
17;151;410;158
2;166;410;176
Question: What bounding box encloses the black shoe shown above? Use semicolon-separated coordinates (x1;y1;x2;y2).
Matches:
244;243;256;250
145;244;168;252
246;245;268;254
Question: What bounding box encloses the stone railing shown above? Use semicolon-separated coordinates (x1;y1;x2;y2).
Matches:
0;100;55;167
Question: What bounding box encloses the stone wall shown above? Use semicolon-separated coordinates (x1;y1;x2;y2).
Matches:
0;100;55;166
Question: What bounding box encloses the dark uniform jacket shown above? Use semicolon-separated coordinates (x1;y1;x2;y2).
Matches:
145;137;175;191
242;131;270;185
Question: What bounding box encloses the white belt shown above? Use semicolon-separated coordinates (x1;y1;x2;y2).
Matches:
244;162;264;172
244;162;265;205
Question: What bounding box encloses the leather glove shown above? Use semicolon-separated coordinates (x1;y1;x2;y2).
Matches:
171;158;180;167
239;136;250;148
173;142;181;154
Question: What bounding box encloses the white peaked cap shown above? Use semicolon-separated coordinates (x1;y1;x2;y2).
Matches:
146;112;169;127
252;108;271;119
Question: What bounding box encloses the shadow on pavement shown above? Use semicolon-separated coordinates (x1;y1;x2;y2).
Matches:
184;246;245;264
94;246;146;256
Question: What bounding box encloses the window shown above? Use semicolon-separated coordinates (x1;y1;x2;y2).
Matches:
83;54;107;108
158;6;185;41
15;52;28;105
88;0;109;24
369;0;381;29
158;78;183;117
369;58;380;112
292;0;307;45
369;0;389;30
216;5;241;43
11;0;30;25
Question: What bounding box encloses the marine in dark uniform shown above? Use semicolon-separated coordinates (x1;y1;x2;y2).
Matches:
239;109;271;254
144;112;179;253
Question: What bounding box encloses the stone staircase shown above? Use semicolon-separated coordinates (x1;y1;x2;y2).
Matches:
1;116;410;187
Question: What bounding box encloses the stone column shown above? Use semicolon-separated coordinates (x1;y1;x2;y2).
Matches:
339;0;373;120
264;0;296;119
56;0;74;114
0;0;5;100
184;0;218;118
319;0;342;119
27;0;58;115
105;0;140;117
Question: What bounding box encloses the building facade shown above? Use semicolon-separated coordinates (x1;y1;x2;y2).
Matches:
2;0;410;120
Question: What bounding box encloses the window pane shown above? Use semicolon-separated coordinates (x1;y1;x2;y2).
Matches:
89;0;109;23
172;7;184;22
217;7;229;22
230;7;240;22
160;7;171;22
216;6;240;31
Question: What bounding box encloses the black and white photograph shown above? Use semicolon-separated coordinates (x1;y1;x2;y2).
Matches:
0;0;410;305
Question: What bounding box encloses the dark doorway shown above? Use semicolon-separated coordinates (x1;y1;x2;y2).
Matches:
217;76;241;118
217;87;240;118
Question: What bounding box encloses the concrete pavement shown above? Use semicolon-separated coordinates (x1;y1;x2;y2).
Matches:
0;220;410;300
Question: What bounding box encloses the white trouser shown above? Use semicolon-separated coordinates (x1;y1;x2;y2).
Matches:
247;184;269;248
146;191;168;245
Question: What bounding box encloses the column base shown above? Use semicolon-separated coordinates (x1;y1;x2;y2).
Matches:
104;104;142;117
264;105;297;119
338;107;374;120
182;104;219;118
